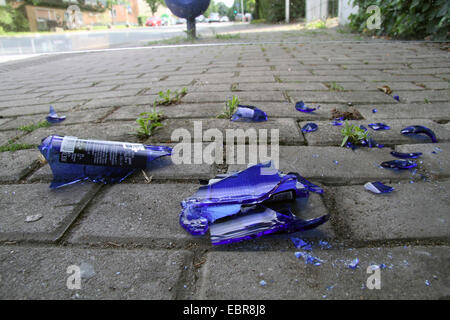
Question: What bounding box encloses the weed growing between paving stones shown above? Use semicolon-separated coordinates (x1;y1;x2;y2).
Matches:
154;88;187;106
327;82;345;92
341;121;369;147
136;105;164;139
215;33;240;40
18;120;51;133
0;140;34;152
217;96;239;119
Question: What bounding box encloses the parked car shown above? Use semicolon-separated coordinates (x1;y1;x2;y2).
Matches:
175;18;186;24
220;16;229;22
208;12;220;23
146;17;161;27
196;15;205;22
234;13;244;22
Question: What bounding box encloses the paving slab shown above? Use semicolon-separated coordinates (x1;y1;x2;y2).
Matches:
149;118;304;146
395;143;450;179
0;183;100;242
182;91;286;103
0;246;191;299
288;91;396;104
331;180;450;241
0;149;41;182
199;246;450;299
0;102;80;117
392;90;450;103
300;119;450;146
0;130;22;145
67;183;201;244
227;146;414;185
16;122;138;146
358;103;450;121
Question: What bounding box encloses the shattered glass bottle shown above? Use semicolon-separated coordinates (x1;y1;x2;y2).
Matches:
39;135;172;188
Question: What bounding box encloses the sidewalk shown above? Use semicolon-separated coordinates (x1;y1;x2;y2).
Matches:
0;25;449;299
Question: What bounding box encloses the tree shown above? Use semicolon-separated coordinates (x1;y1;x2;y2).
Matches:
145;0;164;15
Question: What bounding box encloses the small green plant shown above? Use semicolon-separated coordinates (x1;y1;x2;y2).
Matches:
215;33;240;40
217;96;240;119
340;121;369;147
154;87;187;106
18;120;51;133
328;82;345;92
0;141;34;152
306;20;327;29
136;106;164;138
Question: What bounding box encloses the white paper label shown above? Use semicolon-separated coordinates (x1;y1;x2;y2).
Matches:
60;136;78;153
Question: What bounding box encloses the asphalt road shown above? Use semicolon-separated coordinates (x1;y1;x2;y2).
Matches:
0;22;242;56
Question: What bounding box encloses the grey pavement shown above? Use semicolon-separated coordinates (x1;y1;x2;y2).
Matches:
0;23;449;300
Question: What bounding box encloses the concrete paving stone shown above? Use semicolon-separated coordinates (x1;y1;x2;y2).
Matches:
417;82;450;90
358;103;450;121
0;97;61;109
313;69;385;76
226;76;276;83
199;246;450;299
40;86;118;97
392;90;450;103
236;82;327;91
57;90;139;103
16;122;138;146
288;91;395;104
187;84;232;93
331;180;450;241
341;63;411;70
360;75;442;82
0;108;113;130
182;91;286;103
149;118;304;146
0;246;191;299
395;143;450;179
386;68;450;75
227;145;414;185
79;96;141;109
0;92;46;103
338;82;424;91
30;82;99;93
0;102;81;117
0;149;41;182
0;118;12;127
300;119;450;146
0;183;100;242
67;183;199;244
280;75;361;83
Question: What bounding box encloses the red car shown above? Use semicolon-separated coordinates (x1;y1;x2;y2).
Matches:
146;17;161;27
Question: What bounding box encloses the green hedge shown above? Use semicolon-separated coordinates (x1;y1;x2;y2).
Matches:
348;0;449;40
0;4;29;32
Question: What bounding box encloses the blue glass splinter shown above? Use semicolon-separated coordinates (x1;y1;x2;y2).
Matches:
390;151;422;159
295;101;316;113
46;106;66;123
301;123;318;133
38;135;172;188
231;105;268;122
381;160;417;170
401;125;437;143
368;123;390;131
179;161;329;244
364;181;394;194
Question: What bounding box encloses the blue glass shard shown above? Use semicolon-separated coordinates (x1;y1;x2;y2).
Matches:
290;172;324;194
393;95;400;101
368;123;390;131
372;109;377;113
376;143;384;148
401;125;437;143
345;141;356;150
231;105;268;122
259;280;267;286
295;252;304;259
38;135;172;188
349;258;359;269
291;237;312;251
46;106;66;123
359;125;368;132
295;101;316;113
319;240;331;249
390;151;422;159
331;120;343;126
304;254;322;266
364;181;394;194
180;162;329;242
301;123;318;133
381;160;417;170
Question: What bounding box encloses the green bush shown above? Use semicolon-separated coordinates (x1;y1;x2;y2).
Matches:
348;0;449;40
259;0;306;23
0;5;29;32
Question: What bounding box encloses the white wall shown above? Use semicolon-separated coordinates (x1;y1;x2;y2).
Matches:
306;0;328;22
0;0;7;6
339;0;359;25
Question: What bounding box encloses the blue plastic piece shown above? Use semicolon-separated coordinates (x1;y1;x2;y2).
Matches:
165;0;210;19
364;181;394;194
390;151;422;159
301;123;318;133
381;160;417;170
231;105;267;122
349;258;359;269
368;123;390;131
38;135;172;188
295;101;316;113
46;106;66;124
179;162;329;244
401;125;437;143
